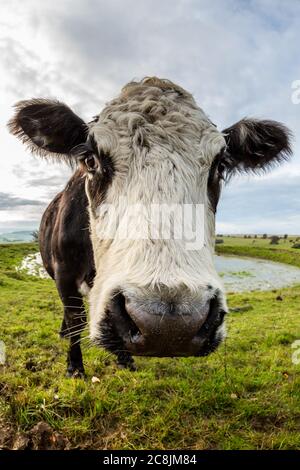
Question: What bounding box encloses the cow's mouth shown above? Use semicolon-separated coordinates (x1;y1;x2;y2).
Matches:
98;292;226;358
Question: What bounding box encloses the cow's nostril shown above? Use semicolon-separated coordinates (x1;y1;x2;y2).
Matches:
196;295;225;338
121;295;141;338
169;302;175;314
109;293;141;339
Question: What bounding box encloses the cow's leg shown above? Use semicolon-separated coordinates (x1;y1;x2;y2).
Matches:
116;351;136;371
56;274;87;378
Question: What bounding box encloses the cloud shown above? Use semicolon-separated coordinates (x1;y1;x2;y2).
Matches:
0;0;299;233
0;37;48;98
0;192;44;210
26;175;69;188
27;0;300;125
217;171;300;234
26;175;65;188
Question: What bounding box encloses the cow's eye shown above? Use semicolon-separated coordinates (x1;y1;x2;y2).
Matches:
84;154;97;172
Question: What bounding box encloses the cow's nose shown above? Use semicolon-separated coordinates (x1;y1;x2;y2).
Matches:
118;294;222;357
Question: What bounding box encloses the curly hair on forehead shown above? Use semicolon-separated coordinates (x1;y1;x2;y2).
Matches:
121;76;192;100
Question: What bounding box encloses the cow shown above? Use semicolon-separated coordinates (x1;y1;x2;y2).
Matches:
8;77;292;377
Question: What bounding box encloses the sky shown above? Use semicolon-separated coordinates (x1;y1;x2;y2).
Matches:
0;0;299;235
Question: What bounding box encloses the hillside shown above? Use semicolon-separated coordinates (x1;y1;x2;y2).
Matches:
0;231;35;243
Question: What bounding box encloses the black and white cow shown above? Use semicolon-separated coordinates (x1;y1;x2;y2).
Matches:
9;77;292;376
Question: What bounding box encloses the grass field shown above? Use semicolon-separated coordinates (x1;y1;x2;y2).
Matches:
216;236;300;268
0;241;300;450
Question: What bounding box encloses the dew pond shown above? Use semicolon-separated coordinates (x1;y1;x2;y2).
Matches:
17;252;300;293
215;255;300;292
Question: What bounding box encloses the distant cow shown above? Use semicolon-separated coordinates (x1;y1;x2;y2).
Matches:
9;77;291;376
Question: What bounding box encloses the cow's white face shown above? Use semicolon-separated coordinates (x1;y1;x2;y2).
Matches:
9;77;292;357
85;79;227;355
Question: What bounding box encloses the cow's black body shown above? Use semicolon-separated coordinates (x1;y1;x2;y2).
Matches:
39;170;95;376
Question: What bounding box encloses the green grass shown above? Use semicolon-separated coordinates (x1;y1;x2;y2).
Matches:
216;236;300;268
0;242;300;449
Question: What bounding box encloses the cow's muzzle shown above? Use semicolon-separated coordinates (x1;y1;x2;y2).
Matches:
99;291;227;357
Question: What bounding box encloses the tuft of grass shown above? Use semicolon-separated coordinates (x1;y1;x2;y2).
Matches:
219;270;254;278
0;243;300;449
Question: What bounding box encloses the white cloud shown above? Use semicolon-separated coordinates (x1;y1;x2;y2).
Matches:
0;0;299;233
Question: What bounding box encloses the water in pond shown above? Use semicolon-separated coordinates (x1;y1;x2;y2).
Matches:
16;253;300;293
215;255;300;292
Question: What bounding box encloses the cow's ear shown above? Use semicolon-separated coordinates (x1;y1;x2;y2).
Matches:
8;99;88;160
222;118;292;175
